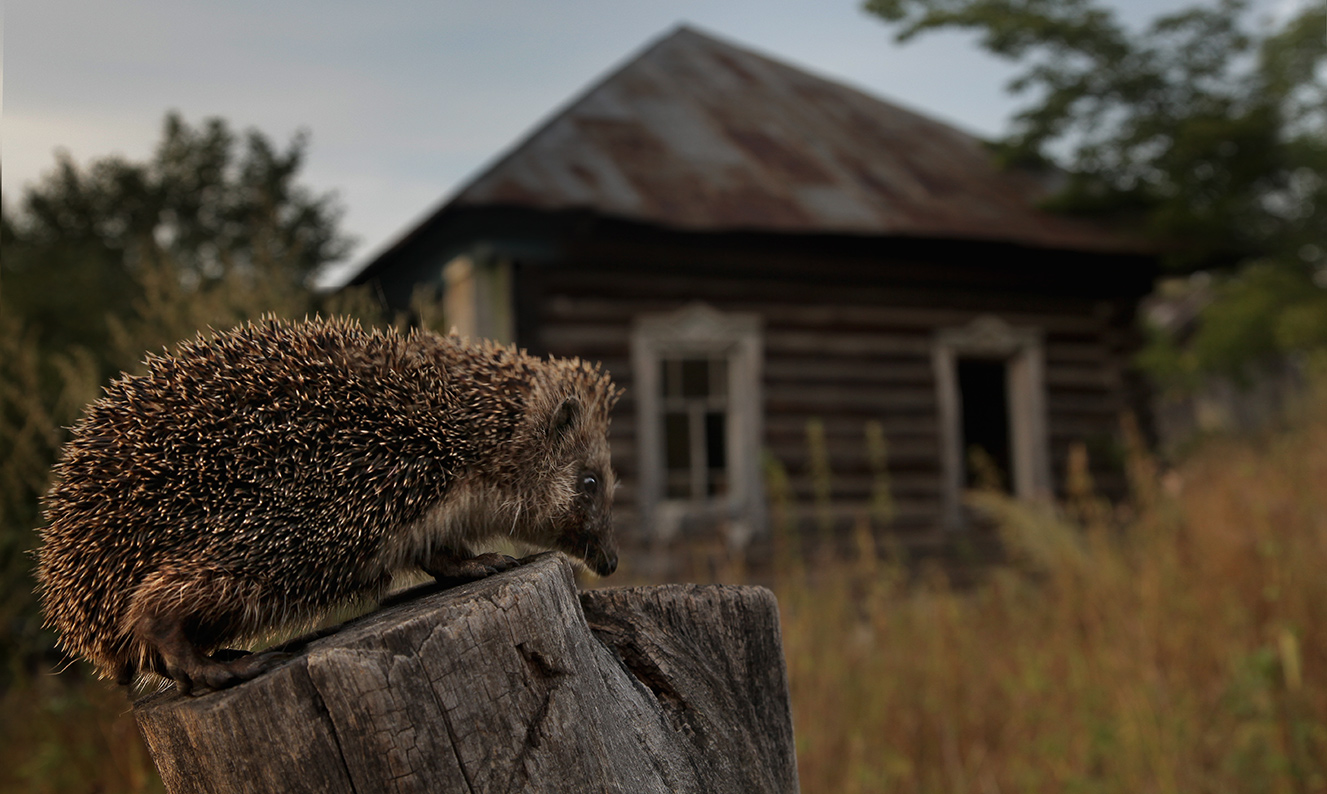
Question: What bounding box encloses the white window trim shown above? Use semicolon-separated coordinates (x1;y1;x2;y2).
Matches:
632;303;764;546
933;314;1051;529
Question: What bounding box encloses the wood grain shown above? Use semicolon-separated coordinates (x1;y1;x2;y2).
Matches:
135;553;799;793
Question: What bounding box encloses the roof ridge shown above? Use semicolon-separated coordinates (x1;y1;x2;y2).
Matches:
350;25;1142;283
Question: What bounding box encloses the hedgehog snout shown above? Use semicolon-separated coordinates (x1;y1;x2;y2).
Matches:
594;547;618;576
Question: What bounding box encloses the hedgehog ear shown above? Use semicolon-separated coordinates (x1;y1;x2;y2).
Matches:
548;397;582;441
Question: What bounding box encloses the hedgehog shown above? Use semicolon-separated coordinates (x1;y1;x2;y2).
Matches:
36;316;623;695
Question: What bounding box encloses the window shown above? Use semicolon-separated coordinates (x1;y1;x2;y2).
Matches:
933;315;1051;529
632;304;763;543
661;356;729;498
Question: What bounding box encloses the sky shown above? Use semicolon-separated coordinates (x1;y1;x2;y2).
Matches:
2;0;1307;286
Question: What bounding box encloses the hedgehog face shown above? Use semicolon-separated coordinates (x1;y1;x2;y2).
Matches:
539;397;618;576
552;462;618;576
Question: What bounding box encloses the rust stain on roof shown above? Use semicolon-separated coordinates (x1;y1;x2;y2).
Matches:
448;25;1137;252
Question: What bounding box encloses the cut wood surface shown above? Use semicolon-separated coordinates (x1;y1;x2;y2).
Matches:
134;553;799;793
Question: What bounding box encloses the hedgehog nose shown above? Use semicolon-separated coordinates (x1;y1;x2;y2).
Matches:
598;551;618;577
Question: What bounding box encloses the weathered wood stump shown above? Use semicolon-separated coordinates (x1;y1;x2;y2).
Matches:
134;553;799;793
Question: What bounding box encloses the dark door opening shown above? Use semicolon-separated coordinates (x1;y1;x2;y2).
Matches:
957;357;1012;491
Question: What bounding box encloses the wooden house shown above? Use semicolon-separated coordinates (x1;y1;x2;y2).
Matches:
348;26;1156;557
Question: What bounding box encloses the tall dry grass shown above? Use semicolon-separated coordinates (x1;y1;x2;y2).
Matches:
782;387;1327;793
5;277;1324;790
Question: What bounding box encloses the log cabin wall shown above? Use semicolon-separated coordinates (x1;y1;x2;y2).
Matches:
342;26;1160;562
512;228;1151;550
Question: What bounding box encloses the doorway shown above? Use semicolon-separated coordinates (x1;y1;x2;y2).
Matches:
957;357;1012;492
933;315;1051;529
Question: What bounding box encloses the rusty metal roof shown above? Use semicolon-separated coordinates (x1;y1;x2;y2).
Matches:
444;25;1140;252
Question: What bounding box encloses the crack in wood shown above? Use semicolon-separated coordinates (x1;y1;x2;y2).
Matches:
292;661;360;794
583;612;699;742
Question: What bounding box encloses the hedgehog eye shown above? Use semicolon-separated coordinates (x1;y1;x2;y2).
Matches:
581;473;598;491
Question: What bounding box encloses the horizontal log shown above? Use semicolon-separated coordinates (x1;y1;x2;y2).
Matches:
767;450;941;476
765;414;940;437
134;554;798;794
765;357;934;384
1047;393;1126;414
765;329;933;357
773;472;944;498
1044;343;1110;365
538;295;1110;336
764;383;937;412
535;271;1117;315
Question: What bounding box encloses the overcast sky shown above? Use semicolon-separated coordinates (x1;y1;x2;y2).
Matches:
3;0;1306;285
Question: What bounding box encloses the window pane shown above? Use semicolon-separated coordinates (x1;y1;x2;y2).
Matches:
704;411;726;469
705;411;726;496
709;358;727;398
658;353;731;502
661;359;681;398
680;358;709;397
664;412;690;472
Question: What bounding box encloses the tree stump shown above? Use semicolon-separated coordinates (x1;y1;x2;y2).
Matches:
133;553;799;793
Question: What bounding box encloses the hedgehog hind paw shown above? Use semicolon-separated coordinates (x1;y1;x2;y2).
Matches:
129;602;291;695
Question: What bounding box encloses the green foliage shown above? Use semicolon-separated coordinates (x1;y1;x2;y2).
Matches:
863;0;1327;379
2;111;356;375
16;111;354;276
1195;263;1327;376
1141;264;1327;385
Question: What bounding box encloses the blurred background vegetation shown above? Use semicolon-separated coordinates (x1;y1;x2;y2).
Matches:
1;0;1324;790
867;0;1327;386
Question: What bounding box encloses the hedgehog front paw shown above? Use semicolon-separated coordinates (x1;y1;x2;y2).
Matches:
423;552;520;583
176;649;294;696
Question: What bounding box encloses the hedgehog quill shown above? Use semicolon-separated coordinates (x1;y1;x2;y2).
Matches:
36;317;623;695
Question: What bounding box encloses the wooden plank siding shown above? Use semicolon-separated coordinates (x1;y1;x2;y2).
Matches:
519;254;1143;545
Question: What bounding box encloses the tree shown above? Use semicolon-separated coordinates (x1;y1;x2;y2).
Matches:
2;111;356;371
864;0;1327;380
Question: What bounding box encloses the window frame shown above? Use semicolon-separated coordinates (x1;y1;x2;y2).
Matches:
632;303;764;544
